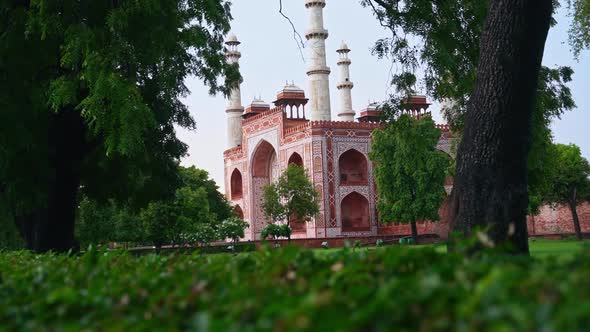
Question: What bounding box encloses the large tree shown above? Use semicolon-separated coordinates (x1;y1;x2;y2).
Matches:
544;144;590;240
370;114;450;244
0;1;239;252
452;0;554;253
262;164;320;241
362;0;587;253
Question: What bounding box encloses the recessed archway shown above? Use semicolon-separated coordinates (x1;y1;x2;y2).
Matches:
339;149;368;185
289;213;306;234
252;140;277;178
230;169;243;200
288;152;304;167
341;192;370;232
251;140;278;236
234;205;244;219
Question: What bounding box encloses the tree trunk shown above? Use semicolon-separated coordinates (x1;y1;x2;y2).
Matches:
569;188;583;241
410;220;418;245
451;0;553;254
14;108;87;253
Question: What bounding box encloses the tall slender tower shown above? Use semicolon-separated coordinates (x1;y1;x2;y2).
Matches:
225;34;244;148
305;0;331;121
336;41;354;121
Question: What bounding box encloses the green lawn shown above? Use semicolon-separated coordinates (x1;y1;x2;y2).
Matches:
316;238;589;259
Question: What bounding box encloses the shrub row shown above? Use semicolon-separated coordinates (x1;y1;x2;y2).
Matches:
1;246;590;331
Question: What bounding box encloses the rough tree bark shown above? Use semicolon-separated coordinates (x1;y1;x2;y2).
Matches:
15;108;87;252
451;0;553;254
410;220;418;245
568;188;583;240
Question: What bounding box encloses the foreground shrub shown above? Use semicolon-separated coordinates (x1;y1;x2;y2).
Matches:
1;246;590;331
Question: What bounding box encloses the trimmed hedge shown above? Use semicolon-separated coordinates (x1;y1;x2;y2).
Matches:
1;246;590;331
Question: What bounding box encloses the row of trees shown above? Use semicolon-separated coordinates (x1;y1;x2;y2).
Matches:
371;114;590;244
76;167;248;250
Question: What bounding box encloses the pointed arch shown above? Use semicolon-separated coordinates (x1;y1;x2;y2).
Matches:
288;152;304;167
230;169;243;200
252;140;277;178
339;149;368;185
341;192;370;232
234;205;244;219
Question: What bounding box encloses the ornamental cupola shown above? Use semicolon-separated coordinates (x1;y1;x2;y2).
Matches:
402;95;431;119
357;102;382;123
243;97;270;119
274;82;309;120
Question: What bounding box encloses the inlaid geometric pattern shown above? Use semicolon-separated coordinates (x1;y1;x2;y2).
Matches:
332;136;378;235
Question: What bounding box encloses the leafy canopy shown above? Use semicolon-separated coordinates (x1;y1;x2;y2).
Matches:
262;164;320;226
76;167;233;248
361;0;581;128
0;0;239;213
362;0;579;215
370;115;450;223
544;144;590;205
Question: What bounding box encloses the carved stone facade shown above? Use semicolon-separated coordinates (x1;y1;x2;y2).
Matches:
223;91;456;241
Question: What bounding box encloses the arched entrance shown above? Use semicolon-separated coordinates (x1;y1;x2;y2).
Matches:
341;192;370;232
339;149;368;185
288;152;304;167
230;169;243;200
234;205;244;219
251;140;278;235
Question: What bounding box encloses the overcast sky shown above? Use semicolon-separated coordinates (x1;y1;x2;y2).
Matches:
178;1;590;191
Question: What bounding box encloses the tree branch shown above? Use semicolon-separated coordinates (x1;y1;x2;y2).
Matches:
278;0;306;63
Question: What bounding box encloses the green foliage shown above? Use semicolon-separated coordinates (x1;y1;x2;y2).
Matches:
262;165;320;237
528;67;577;213
179;167;233;222
218;217;249;244
3;246;590;330
188;223;217;247
0;0;239;247
361;0;581;127
0;208;24;250
370;115;450;224
261;224;292;241
568;0;590;58
140;185;212;249
76;166;232;248
361;0;488;125
544;144;590;204
363;0;580;215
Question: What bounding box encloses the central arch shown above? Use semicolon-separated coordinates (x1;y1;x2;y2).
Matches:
341;192;370;232
251;140;278;236
252;140;278;179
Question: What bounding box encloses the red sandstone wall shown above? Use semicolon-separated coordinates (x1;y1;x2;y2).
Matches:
527;202;590;236
377;201;590;239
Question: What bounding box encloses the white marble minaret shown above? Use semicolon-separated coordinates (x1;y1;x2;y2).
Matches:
305;0;331;121
336;41;355;121
225;34;244;148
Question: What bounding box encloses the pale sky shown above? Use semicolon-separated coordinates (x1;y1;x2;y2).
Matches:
178;1;589;191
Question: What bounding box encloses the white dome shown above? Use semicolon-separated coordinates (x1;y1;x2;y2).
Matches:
282;82;304;92
337;41;350;53
251;97;269;107
225;33;240;45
